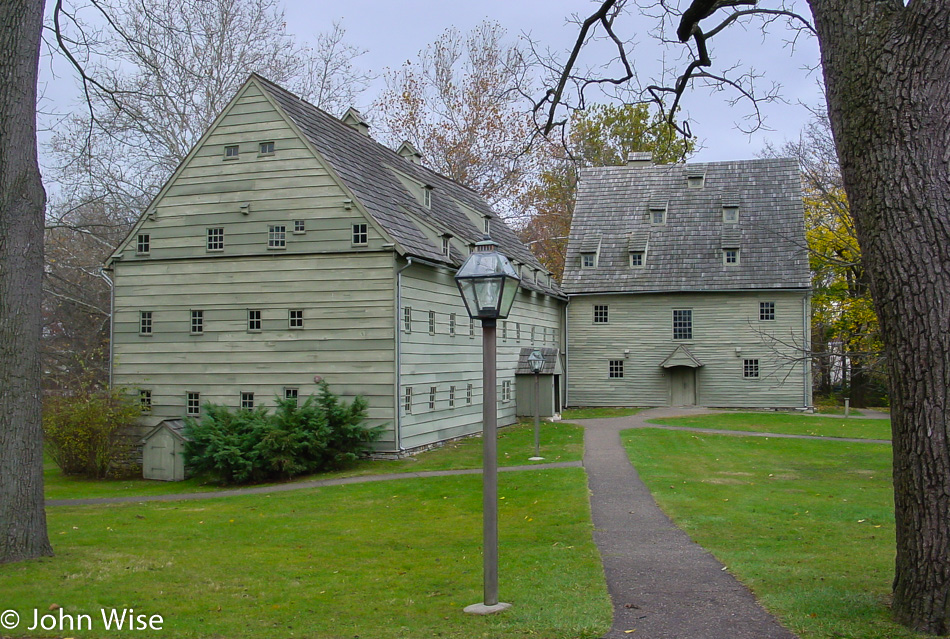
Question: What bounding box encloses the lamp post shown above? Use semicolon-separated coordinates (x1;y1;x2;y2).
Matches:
527;349;545;461
455;236;520;615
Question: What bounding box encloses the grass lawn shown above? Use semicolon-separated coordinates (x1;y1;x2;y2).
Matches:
646;411;891;441
561;406;641;420
6;469;611;639
621;428;930;639
45;420;584;501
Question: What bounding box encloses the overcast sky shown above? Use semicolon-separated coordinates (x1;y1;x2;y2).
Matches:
39;0;824;165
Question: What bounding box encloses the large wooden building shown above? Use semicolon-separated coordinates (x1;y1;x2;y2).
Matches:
562;153;812;409
107;74;566;456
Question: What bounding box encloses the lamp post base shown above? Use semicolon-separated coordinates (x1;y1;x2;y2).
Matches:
463;602;512;615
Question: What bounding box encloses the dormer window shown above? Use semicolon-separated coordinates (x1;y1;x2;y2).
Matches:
483;216;491;235
648;197;668;225
723;206;739;223
685;166;706;189
723;248;740;265
224;145;239;160
441;234;452;257
423;186;432;208
581;253;596;268
630;251;645;267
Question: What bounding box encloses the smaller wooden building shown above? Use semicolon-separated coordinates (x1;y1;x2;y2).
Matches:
141;419;189;481
515;347;563;418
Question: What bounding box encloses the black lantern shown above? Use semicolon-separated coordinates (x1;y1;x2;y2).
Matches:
455;237;520;321
528;349;545;374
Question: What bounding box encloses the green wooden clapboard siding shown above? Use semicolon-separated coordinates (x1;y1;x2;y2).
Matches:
567;290;809;408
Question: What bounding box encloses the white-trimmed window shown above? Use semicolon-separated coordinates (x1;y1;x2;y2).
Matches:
449;313;456;337
423;187;432;208
207;227;224;251
609;360;624;378
469;317;476;337
651;209;666;225
403;307;412;333
630;251;644;267
449;385;456;408
284;388;299;405
484;217;491;235
724;248;739;265
139;311;153;335
759;301;775;321
268;225;286;249
241;392;255;410
502;321;508;341
442;236;450;257
466;383;473;404
137;234;150;254
293;220;306;234
139;390;152;414
593;305;609;324
186;392;200;416
516;322;521;341
502;380;512;402
673;309;692;340
428;310;436;335
743;359;760;378
404;387;413;414
224;145;239;160
530;325;536;344
259;141;275;155
289;309;304;329
191;310;203;335
581;253;596;268
723;206;739;223
429;386;437;410
247;309;262;332
352;223;368;245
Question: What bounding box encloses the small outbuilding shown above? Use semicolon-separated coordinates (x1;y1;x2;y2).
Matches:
515;347;563;418
141;419;189;481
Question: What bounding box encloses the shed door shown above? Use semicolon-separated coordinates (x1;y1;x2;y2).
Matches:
144;430;177;481
670;367;697;406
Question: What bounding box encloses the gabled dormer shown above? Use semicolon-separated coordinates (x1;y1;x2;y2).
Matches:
397;141;424;165
342;108;371;136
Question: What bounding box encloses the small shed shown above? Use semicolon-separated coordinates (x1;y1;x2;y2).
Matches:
515;347;563;418
141;419;189;481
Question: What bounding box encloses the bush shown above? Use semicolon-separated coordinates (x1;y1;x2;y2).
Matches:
183;382;383;484
44;388;141;478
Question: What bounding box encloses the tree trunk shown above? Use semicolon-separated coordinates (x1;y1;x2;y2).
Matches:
810;0;950;632
0;0;52;563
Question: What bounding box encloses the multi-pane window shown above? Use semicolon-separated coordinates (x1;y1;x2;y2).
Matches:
186;392;200;416
630;251;644;267
289;309;303;329
502;380;512;402
449;313;456;336
137;234;150;254
672;309;693;340
268;225;286;249
352;223;368;245
466;384;473;404
651;209;666;225
423;188;431;208
191;310;204;334
724;249;739;265
284;388;299;405
442;236;450;256
449;385;456;408
470;317;476;337
609;360;624;378
139;390;152;413
404;387;413;414
241;392;255;410
743;359;760;378
530;325;536;344
224;145;239;160
593;305;609;324
484;217;491;235
581;254;595;268
429;386;437;410
759;301;776;321
428;310;436;335
259;141;275;155
139;311;153;335
723;206;739;223
207;227;224;251
403;307;412;333
502;321;508;341
515;322;521;341
293;220;306;234
247;309;262;332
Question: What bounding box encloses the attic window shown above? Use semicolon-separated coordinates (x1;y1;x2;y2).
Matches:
137;234;150;254
630;251;645;267
483;216;491;235
581;253;596;268
259;141;275;156
268;225;286;249
423;186;432;208
688;175;704;188
293;220;306;234
352;223;368;245
723;206;739;223
723;248;740;265
139;390;152;414
442;235;451;257
224;145;239;160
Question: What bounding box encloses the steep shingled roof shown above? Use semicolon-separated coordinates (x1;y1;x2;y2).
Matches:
562;157;809;295
253;75;564;299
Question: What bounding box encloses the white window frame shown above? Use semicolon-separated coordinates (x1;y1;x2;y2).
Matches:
404;387;413;414
284;388;299;404
759;301;775;321
429;386;437;410
289;309;304;329
466;383;473;404
723;249;740;265
629;251;644;268
139;311;153;335
186;392;200;416
502;380;512;403
241;392;255;410
581;253;596;268
140;389;152;414
743;359;760;379
137;234;150;254
268;225;286;249
352;223;368;246
259;141;275;156
723;206;739;223
651;209;667;225
672;309;692;341
428;310;436;335
293;220;306;234
403;306;412;333
449;385;456;408
223;145;239;160
247;309;262;332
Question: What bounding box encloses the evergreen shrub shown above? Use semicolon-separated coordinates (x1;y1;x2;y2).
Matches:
183;382;382;484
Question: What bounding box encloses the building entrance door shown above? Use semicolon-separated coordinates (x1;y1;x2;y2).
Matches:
670;367;697;406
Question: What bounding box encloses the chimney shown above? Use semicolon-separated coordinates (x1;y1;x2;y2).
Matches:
627;151;653;166
397;141;424;165
342;107;371;136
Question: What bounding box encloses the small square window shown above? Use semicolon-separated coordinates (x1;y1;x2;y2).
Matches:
449;313;456;337
259;141;275;155
593;305;609;324
687;175;704;189
224;145;239;160
581;253;595;268
723;206;739;223
137;234;150;254
630;251;644;267
186;392;200;416
139;311;153;335
207;227;224;251
609;360;624;378
352;223;368;245
404;387;413;414
191;310;203;335
293;220;306;234
428;310;436;335
429;386;437;410
403;307;412;333
289;309;303;329
724;249;739;265
466;384;473;404
241;392;255;410
744;359;760;378
248;309;262;332
673;309;692;340
140;390;152;414
448;385;456;408
651;209;666;225
284;388;299;405
268;225;286;249
759;302;775;321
